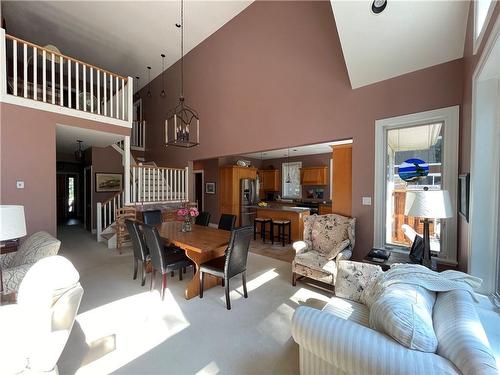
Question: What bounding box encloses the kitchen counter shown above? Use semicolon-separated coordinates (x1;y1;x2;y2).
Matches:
249;205;310;213
251;205;310;241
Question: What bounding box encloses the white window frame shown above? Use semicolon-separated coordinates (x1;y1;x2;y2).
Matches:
473;0;496;55
282;161;302;199
374;106;459;265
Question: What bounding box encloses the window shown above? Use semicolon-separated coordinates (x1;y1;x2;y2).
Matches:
374;107;459;265
474;0;495;53
282;162;302;199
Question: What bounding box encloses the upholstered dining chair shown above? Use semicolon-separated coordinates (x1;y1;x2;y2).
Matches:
195;211;211;226
142;209;163;225
126;219;150;286
142;224;193;300
218;214;237;231
292;214;356;288
199;226;253;310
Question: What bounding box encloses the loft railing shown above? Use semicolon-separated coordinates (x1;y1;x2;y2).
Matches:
130;165;189;204
0;30;133;126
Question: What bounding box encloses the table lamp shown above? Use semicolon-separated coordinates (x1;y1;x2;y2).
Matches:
404;190;452;270
0;205;27;293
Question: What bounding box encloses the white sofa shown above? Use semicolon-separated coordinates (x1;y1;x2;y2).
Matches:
291;261;498;375
0;256;83;375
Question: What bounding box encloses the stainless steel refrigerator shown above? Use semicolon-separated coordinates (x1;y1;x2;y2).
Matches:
240;179;257;227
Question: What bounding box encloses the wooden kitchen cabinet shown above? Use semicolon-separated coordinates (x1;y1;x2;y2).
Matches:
319;204;333;215
259;169;280;191
331;143;352;216
300;166;328;185
219;165;257;225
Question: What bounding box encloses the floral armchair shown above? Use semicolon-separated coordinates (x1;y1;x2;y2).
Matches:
292;214;356;287
0;231;61;294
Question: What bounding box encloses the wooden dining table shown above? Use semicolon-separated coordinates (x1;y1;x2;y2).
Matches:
158;221;231;300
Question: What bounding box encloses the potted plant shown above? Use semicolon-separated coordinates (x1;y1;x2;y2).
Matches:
177;207;199;232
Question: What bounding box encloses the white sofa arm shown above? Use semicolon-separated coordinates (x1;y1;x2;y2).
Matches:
291;306;458;375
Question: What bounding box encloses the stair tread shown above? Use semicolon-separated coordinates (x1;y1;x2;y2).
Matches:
101;232;115;240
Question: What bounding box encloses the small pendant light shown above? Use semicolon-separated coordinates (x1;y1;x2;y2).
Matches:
285;148;292;184
74;140;83;162
147;66;152;97
160;54;166;97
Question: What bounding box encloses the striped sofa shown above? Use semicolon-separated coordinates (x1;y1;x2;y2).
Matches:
291;262;498;375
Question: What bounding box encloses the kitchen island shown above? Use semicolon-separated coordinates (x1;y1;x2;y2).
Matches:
250;205;310;241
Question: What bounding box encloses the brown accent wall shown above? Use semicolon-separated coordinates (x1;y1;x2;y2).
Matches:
457;2;500;271
139;1;464;261
0;102;129;237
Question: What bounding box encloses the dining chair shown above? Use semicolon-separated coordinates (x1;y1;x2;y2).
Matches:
142;210;163;225
195;211;211;226
199;226;253;310
218;214;237;231
142;224;194;300
125;219;149;286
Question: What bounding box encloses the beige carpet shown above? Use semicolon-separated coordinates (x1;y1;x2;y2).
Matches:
57;226;332;375
249;239;295;263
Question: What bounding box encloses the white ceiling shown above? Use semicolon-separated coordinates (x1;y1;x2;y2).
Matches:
330;0;469;89
2;1;252;91
242;140;353;160
56;124;123;154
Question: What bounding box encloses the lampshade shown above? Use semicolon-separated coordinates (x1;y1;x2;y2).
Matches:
0;205;27;241
404;190;453;219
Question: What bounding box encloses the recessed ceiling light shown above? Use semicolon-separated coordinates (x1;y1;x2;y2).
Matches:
293;149;298;152
372;0;387;14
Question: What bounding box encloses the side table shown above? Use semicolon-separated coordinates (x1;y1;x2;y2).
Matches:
0;292;17;306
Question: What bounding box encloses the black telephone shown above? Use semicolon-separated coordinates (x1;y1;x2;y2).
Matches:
368;248;391;260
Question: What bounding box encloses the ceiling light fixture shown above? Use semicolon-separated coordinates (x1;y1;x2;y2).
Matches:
164;0;200;148
147;66;152;97
160;54;166;97
74;140;83;162
285;148;291;184
371;0;387;14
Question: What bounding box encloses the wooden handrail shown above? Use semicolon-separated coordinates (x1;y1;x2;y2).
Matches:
5;34;128;81
101;191;122;206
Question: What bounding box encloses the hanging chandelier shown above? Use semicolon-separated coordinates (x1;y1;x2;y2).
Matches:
74;140;84;162
165;0;200;148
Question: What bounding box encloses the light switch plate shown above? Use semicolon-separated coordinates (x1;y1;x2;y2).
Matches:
16;181;25;189
362;196;372;206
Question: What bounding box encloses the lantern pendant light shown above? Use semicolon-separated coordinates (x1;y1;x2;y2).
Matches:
146;66;152;97
285;148;292;183
160;54;166;97
164;0;200;148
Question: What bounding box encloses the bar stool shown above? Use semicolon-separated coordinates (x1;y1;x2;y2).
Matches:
254;217;272;242
272;220;291;247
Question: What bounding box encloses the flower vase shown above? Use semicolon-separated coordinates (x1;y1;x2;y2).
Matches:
181;217;192;232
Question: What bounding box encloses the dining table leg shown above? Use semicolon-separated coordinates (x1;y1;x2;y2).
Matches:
184;247;226;300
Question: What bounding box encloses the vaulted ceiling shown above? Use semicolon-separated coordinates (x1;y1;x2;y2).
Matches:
2;1;253;90
330;0;469;88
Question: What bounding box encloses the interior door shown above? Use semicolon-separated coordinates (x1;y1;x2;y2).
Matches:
194;172;203;210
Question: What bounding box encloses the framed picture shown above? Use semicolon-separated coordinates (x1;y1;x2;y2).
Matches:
95;173;123;192
458;173;470;222
205;182;216;194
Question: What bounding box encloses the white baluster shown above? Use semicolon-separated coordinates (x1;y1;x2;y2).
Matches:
132;167;136;203
139;167;143;203
148;168;151;201
174;170;178;201
34;47;38;100
59;55;63;105
97;202;102;242
104;72;107;116
83;65;86;111
168;169;172;201
116;76;119;119
51;54;55;104
97;70;101;115
103;203;107;230
110;75;113;117
23;43;27;98
67;59;71;107
108;200;111;224
121;78;125;120
90;67;94;113
75;62;79;110
13;40;17;96
42;50;46;102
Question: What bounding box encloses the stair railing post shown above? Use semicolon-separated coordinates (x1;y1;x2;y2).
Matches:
97;202;102;242
124;135;131;204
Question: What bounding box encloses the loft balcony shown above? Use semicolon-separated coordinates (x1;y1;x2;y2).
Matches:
0;29;133;128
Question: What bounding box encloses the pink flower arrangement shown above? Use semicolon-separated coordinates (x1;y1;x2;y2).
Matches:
177;207;199;219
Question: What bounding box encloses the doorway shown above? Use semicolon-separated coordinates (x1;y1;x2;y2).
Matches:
56;172;81;225
469;17;500;295
194;170;204;211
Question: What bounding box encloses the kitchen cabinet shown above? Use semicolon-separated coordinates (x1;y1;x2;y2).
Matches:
319;204;333;215
300;166;328;185
259;169;280;191
331;143;352;216
219;165;257;224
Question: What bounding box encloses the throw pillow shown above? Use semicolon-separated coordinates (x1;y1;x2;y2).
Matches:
369;283;438;353
335;261;383;302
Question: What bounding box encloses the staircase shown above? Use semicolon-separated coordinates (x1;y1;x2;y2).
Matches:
96;144;189;249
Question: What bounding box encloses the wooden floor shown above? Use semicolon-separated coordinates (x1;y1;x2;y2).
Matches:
249;239;295;263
